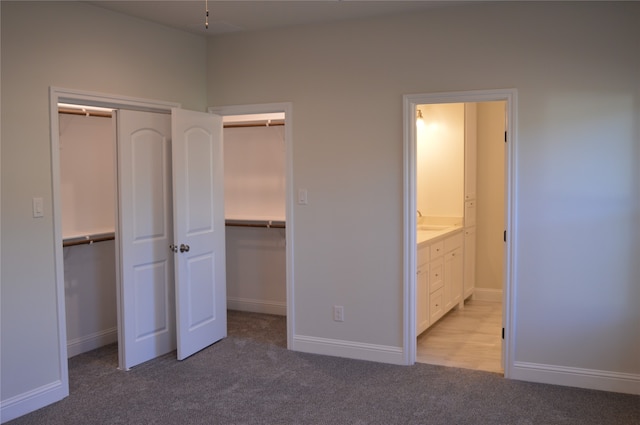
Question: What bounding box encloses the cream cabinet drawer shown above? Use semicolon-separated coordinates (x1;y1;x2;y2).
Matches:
418;246;429;266
444;232;463;252
430;288;444;324
430;241;444;258
429;257;444;293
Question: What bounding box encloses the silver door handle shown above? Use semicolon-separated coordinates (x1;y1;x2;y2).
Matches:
169;244;178;253
180;244;190;253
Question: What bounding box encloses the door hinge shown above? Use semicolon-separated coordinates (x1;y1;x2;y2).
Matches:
502;328;505;339
503;230;506;242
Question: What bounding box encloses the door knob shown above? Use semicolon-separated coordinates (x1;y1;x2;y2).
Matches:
169;244;178;253
180;244;190;253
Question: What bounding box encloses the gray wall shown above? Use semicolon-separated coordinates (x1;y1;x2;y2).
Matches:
207;1;639;386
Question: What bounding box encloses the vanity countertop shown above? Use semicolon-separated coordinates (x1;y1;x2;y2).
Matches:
417;225;463;247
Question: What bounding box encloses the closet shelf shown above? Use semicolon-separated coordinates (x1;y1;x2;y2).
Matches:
63;232;115;247
225;219;285;229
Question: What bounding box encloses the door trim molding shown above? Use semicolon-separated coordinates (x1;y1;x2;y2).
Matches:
402;89;518;378
208;103;294;350
49;87;181;382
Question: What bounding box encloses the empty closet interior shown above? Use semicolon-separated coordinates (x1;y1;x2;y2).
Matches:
59;105;118;358
223;113;287;317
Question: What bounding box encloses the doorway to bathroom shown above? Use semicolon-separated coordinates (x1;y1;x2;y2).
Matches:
403;89;517;377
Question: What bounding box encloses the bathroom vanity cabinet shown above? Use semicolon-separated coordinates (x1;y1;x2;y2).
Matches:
416;229;464;335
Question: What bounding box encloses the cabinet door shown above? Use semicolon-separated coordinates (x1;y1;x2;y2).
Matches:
464;200;476;227
464;103;477;201
444;251;454;311
464;227;476;299
416;264;429;334
444;248;464;311
450;248;463;306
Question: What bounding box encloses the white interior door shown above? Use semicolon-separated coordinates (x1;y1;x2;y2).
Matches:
117;110;176;370
171;108;227;360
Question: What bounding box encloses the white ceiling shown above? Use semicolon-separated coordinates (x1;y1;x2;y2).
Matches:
87;1;474;36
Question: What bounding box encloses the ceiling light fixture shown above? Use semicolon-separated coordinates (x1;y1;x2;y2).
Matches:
416;108;425;130
205;0;209;30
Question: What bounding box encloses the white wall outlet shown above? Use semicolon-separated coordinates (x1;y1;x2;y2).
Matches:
333;305;344;322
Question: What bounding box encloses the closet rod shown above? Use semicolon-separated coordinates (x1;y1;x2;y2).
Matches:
58;108;113;118
225;219;285;229
63;232;115;247
224;121;284;129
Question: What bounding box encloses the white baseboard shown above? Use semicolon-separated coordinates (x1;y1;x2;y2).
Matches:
511;361;640;395
293;335;405;365
227;297;286;316
0;380;67;423
67;327;118;358
472;288;503;302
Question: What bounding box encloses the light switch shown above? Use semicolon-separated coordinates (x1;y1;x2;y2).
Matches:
33;197;44;218
297;189;308;205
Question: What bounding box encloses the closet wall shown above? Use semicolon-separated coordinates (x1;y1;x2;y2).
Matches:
59;113;117;357
224;123;287;315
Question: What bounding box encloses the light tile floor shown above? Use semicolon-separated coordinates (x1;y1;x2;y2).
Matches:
416;299;503;374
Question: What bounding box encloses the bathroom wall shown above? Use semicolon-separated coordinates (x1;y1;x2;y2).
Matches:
417;103;465;221
476;102;506;291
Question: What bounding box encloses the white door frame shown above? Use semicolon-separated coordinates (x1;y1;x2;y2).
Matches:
402;89;518;377
208;103;294;349
49;87;181;386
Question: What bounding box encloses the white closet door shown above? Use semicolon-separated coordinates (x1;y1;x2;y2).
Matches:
171;108;227;360
117;110;175;370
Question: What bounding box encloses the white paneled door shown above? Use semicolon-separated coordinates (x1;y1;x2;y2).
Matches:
171;108;226;360
117;109;226;370
117;110;176;370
